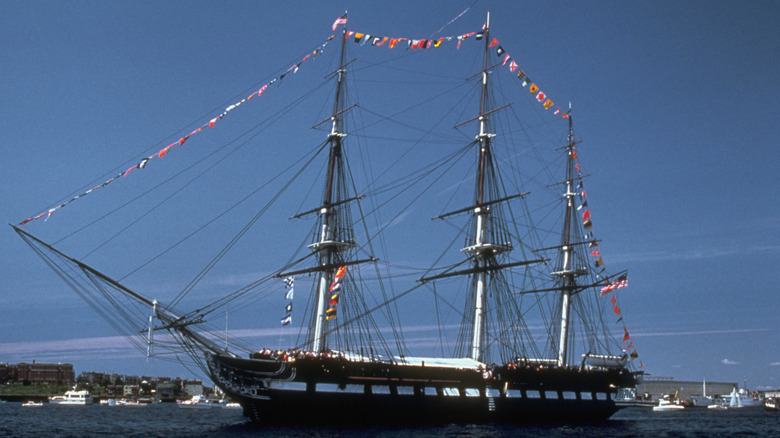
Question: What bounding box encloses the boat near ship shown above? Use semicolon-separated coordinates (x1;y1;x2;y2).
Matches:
48;388;94;406
21;401;43;407
177;394;220;409
652;397;685;412
13;11;641;425
652;391;685;412
765;398;778;412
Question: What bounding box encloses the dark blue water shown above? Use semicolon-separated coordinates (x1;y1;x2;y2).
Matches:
1;403;778;437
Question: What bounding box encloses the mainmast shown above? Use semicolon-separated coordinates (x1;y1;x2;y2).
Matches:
310;16;353;352
552;109;584;366
422;11;542;362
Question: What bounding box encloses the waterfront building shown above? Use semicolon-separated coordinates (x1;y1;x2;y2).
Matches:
14;362;74;385
638;378;736;402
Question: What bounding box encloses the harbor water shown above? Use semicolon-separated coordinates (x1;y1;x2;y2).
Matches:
1;403;778;437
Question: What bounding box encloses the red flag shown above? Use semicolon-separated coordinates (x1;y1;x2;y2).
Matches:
489;37;498;48
582;209;591;220
623;328;631;342
591;248;600;257
158;142;175;158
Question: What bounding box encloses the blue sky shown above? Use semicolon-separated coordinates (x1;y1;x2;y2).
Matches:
2;0;778;390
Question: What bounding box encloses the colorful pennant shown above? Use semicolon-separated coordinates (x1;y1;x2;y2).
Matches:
345;29;479;52
325;266;347;320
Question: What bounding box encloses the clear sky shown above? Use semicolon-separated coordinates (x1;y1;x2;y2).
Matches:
2;0;778;391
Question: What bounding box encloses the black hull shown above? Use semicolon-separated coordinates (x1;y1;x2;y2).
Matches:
206;352;635;425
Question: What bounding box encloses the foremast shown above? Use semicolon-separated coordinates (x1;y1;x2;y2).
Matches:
310;17;356;352
552;111;585;366
461;13;512;362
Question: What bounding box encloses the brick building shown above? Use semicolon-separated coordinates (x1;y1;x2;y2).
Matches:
14;362;75;385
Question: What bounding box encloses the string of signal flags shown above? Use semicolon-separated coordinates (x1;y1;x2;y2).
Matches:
19;15;567;226
332;15;569;119
571;145;641;366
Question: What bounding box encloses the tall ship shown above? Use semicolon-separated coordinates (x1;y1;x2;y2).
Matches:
14;11;640;424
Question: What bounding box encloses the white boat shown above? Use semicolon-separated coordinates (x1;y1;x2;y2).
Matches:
223;401;242;410
177;394;218;409
49;388;94;405
652;394;685;412
735;388;763;408
117;399;147;407
711;387;762;409
21;401;43;407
